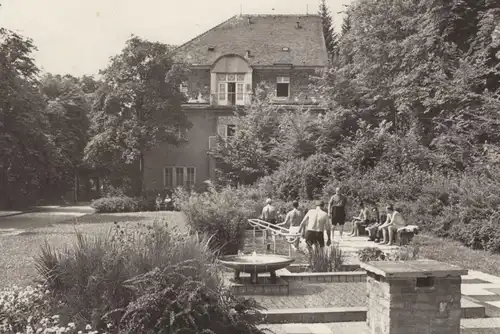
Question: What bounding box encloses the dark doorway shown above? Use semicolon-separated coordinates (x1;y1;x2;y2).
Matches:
227;82;236;105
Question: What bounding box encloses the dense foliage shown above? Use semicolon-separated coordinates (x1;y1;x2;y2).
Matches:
0;30;189;208
90;196;140;213
210;0;500;253
174;184;263;255
84;37;190;196
27;221;268;333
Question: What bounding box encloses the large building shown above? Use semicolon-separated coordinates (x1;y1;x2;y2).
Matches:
143;14;329;191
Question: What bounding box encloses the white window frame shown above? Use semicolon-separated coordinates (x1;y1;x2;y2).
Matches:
179;81;188;95
163;166;196;188
216;73;246;105
276;76;290;98
217;124;236;140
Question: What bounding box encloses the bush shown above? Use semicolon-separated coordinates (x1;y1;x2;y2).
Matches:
256;153;333;201
173;184;260;255
387;245;420;261
110;263;268;334
357;245;420;263
90;196;139;213
308;244;345;272
33;221;268;332
0;285;52;333
357;247;386;262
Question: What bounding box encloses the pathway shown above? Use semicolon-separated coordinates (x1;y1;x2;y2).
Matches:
0;205;93;236
251;230;500;333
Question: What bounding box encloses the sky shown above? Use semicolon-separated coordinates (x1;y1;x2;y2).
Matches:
0;0;353;76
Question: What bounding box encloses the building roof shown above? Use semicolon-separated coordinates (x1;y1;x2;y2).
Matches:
173;14;329;67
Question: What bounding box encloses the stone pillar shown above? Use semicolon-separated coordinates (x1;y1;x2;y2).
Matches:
360;259;467;334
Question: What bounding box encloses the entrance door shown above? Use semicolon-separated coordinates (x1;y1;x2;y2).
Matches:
227;82;236;106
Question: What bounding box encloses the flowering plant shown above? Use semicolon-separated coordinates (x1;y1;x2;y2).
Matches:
0;285;113;334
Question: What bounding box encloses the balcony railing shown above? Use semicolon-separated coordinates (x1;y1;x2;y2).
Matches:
211;93;252;106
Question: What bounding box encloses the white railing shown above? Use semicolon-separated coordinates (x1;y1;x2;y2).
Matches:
247;218;302;257
211;93;252;106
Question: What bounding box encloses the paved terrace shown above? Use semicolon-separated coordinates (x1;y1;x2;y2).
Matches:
245;231;500;333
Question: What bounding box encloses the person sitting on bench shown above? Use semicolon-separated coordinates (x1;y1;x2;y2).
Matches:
347;201;369;237
366;205;382;242
378;204;405;246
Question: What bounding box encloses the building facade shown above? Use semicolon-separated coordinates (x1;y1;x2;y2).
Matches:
143;14;329;191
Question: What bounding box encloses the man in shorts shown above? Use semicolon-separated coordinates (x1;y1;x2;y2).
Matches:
298;200;332;249
328;187;347;239
280;200;303;249
260;198;277;239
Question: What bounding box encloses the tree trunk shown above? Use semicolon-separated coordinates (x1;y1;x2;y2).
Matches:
73;170;79;204
137;151;144;197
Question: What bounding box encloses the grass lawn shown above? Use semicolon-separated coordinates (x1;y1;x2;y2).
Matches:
0;211;187;290
413;233;500;277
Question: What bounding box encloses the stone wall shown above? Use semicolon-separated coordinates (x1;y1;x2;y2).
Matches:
367;273;462;334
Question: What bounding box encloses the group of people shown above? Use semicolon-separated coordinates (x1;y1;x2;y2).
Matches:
259;187;406;250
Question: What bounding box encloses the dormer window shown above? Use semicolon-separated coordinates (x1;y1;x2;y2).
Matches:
180;82;188;95
276;76;290;98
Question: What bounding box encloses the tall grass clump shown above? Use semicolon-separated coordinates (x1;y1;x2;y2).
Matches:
34;221;269;333
174;183;263;255
308;244;345;272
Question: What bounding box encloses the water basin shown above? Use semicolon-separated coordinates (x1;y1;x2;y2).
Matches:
218;253;295;274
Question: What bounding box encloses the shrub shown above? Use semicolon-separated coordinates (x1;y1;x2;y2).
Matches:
34;220;265;332
308;244;345;272
90;196;139;213
387;245;420;261
256;153;333;200
108;263;269;334
357;247;386;262
0;285;51;333
174;184;261;255
0;285;109;333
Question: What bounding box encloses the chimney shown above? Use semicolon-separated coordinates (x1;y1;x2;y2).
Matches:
296;21;301;29
246;50;251;58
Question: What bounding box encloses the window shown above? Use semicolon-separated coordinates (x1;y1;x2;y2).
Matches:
276;76;290;98
218;83;226;100
186;167;195;188
236;83;244;101
175;167;184;187
164;167;173;188
227;124;236;137
217;74;245;103
217;124;237;139
179;82;188;95
164;167;196;188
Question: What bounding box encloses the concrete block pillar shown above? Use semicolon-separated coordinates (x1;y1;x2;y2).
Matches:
360;259;467;334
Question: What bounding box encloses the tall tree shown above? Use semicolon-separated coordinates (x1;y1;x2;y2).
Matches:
84;36;190;196
39;74;91;200
0;28;55;208
318;0;339;59
341;12;352;37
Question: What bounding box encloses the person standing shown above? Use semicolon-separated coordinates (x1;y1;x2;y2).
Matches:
260;198;277;225
155;194;163;211
328;187;348;239
279;200;303;249
260;198;277;239
298;200;332;249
